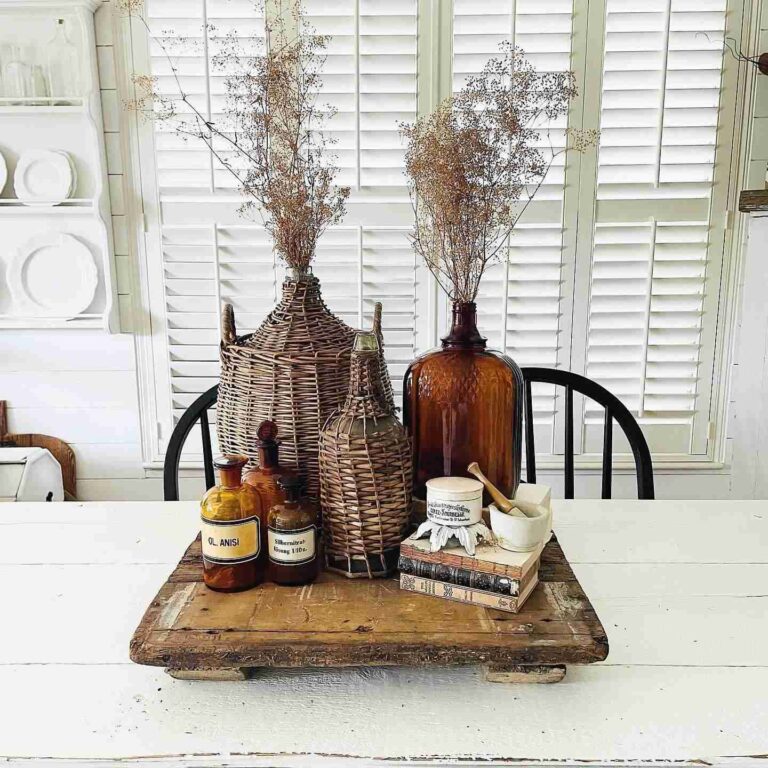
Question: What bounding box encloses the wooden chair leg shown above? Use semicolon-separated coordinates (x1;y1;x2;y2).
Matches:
484;663;566;684
167;668;252;681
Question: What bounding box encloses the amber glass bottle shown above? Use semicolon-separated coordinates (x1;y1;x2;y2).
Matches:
267;475;319;586
244;420;297;511
403;301;523;505
200;455;266;592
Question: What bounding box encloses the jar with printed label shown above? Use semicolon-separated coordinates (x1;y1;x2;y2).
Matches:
200;455;266;591
267;475;319;586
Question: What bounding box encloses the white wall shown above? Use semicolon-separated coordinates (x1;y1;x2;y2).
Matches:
0;1;765;502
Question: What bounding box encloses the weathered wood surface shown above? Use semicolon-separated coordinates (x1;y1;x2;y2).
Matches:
130;534;608;674
739;188;768;213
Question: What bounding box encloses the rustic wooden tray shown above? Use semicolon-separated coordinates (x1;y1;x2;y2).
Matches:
130;534;608;684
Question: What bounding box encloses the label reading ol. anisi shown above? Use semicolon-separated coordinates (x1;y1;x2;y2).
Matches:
200;516;260;565
268;525;316;565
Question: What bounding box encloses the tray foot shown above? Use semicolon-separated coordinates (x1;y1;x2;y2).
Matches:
167;668;252;681
484;663;566;684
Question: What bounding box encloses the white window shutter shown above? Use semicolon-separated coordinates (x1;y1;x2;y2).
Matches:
583;0;728;458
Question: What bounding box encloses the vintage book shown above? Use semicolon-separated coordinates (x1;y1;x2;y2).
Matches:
400;571;539;614
399;531;543;579
398;553;538;596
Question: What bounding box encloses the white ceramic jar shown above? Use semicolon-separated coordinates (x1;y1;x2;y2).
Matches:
426;477;483;526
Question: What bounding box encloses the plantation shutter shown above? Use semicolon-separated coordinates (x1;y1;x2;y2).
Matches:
452;0;576;454
580;0;728;458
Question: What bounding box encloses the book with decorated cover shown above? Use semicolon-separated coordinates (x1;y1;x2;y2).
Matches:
399;530;543;579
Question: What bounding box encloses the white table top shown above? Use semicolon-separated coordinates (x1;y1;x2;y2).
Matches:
1;499;767;767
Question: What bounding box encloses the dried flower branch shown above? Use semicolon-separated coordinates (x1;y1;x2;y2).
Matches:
402;43;593;303
125;1;349;271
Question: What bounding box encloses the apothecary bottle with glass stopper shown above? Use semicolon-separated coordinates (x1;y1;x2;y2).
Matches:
200;455;266;592
244;420;297;511
267;475;319;586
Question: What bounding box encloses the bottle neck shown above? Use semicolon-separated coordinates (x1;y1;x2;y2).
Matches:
257;443;280;471
441;302;486;349
218;466;243;489
348;351;380;400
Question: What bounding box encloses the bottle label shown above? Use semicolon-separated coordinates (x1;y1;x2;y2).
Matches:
268;525;316;565
200;516;260;565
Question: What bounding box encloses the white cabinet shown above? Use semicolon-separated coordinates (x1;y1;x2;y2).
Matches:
0;0;119;331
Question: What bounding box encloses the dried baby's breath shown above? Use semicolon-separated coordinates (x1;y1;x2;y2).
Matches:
402;43;587;303
126;2;349;270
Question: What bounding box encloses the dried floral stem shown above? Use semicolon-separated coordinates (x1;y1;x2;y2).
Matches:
124;0;349;271
402;43;596;303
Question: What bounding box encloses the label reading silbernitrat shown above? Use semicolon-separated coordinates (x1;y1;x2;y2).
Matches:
268;525;316;565
200;516;260;565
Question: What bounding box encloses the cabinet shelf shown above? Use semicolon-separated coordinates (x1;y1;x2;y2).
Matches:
0;199;98;213
0;313;107;330
0;97;85;114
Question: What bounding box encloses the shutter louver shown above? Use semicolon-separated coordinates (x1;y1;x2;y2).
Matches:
584;0;727;457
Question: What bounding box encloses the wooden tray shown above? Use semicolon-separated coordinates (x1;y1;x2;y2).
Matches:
130;535;608;684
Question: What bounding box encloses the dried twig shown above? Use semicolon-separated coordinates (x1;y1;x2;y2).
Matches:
125;0;349;270
401;44;595;302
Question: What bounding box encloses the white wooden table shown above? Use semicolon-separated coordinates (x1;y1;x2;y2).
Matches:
1;500;767;767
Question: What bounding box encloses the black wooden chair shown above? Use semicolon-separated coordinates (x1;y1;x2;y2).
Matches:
164;385;218;501
521;367;654;499
163;371;654;502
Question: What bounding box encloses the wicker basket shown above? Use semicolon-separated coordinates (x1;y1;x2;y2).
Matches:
217;268;393;500
319;334;412;578
217;268;356;499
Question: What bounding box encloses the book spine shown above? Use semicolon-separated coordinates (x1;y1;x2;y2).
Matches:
400;573;535;613
398;554;521;595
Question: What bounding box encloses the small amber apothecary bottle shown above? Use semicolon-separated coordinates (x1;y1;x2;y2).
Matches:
267;475;319;586
200;455;266;592
244;420;297;512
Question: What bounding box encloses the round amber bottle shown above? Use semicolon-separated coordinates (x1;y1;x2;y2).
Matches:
200;455;266;592
403;301;523;505
267;475;319;586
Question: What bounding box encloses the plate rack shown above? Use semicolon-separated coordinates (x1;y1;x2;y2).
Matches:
0;0;119;332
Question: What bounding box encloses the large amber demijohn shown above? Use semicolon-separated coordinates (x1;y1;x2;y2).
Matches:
404;301;523;505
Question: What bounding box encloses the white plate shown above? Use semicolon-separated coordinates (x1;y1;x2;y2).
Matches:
8;233;98;318
14;150;75;206
0;150;7;195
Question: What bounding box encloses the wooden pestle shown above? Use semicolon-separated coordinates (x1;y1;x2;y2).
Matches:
467;463;527;518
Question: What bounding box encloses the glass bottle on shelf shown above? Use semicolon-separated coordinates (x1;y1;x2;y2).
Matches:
244;420;297;511
267;475;319;586
2;43;33;104
46;18;80;104
403;301;524;506
200;454;266;592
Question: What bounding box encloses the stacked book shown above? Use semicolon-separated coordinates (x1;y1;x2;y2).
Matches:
398;532;542;613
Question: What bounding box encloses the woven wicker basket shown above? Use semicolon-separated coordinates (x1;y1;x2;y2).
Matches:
319;334;412;578
217;268;393;499
217;269;356;499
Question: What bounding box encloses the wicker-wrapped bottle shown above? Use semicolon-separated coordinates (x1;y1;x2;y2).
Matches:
319;332;412;578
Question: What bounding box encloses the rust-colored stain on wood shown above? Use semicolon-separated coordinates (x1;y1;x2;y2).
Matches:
130;535;608;677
